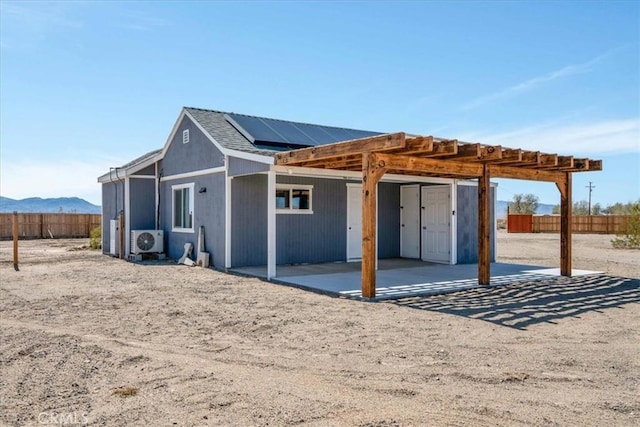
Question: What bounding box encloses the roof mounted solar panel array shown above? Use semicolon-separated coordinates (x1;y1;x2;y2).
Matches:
226;113;381;148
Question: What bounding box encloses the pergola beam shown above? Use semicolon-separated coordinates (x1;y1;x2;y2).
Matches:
490;165;563;182
375;153;484;177
275;132;406;165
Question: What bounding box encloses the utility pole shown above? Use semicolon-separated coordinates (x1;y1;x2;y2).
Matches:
586;181;595;215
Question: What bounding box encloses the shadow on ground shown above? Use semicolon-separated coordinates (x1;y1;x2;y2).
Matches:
390;275;640;330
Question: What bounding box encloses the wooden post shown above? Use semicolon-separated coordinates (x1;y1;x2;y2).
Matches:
12;212;19;271
40;213;45;239
361;152;386;298
478;164;491;285
118;210;125;259
556;173;572;276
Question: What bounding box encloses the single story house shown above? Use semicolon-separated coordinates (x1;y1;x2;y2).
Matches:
98;107;600;297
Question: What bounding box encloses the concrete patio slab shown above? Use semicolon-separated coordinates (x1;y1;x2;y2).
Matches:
231;259;602;300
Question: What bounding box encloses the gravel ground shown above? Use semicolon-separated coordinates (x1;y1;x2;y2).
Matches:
0;234;638;426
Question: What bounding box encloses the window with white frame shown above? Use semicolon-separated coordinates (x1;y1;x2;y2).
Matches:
182;129;190;144
276;184;313;214
172;183;194;232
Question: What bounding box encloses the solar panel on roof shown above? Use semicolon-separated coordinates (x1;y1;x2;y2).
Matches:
261;118;317;146
227;114;285;144
226;113;382;148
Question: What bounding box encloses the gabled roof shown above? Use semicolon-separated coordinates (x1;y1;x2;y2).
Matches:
97;149;162;183
184;107;383;156
98;107;385;181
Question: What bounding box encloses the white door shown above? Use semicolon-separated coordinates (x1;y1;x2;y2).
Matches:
421;185;451;263
400;185;420;258
347;184;362;260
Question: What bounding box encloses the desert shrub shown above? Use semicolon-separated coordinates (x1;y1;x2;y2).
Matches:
89;226;102;250
611;202;640;249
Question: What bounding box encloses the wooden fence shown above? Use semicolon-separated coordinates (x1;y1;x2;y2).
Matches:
0;213;101;240
508;214;631;234
507;214;533;233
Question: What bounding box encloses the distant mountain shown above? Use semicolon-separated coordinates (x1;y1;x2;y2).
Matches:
496;200;556;218
0;197;101;214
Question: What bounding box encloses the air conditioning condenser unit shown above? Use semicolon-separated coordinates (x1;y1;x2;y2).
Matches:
131;230;164;254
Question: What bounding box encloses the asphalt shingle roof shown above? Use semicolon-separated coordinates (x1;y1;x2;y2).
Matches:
185;107;281;157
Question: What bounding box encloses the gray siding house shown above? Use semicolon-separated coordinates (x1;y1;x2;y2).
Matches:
98;107;496;277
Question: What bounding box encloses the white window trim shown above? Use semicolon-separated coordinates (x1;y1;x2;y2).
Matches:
276;184;314;214
172;182;195;233
182;129;190;144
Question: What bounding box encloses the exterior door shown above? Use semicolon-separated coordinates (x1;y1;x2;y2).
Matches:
347;184;362;260
421;185;451;263
400;185;420;258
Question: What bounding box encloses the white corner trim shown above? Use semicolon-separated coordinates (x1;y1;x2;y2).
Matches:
450;181;458;265
267;171;276;279
160;166;225;182
124;177;131;256
155;163;159;230
224;156;232;269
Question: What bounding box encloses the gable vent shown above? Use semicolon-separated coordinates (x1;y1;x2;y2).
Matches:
182;129;190;144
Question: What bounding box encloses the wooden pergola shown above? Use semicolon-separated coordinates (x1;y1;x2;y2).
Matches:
274;133;602;298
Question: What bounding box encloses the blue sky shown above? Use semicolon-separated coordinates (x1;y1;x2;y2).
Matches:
1;1;638;206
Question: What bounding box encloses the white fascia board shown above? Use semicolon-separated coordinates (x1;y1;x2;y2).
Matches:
160;109;189;159
181;109;276;165
97;153;162;184
273;165;457;185
182;109;230;157
98;168;127;184
225;149;275;164
160;166;225;182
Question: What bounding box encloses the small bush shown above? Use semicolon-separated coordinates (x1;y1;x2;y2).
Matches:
611;202;640;249
89;226;102;250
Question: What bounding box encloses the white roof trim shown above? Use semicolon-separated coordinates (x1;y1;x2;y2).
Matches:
97;151;162;183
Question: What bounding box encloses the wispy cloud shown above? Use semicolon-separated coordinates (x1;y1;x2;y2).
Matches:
462;118;640;155
0;2;84;51
118;13;168;32
462;52;611;111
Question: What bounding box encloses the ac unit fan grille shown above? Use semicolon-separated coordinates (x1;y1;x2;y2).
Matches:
136;232;155;251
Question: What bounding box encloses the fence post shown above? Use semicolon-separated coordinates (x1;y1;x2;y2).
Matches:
13;212;19;271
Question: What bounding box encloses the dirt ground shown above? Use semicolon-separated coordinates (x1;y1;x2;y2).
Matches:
0;232;638;426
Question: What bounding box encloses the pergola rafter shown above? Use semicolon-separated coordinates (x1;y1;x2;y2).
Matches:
274;133;602;298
